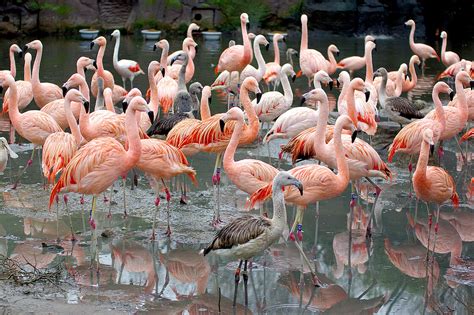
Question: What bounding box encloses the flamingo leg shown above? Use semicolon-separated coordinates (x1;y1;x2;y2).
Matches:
9;122;15;144
408;155;414;198
130;77;134;90
243;260;249;307
430;204;441;263
121;77;126;90
364;177;382;238
161;178;172;237
454;135;467;162
289;206;304;240
63;194;76;241
122;175;128;218
347;194;357;295
312;201;320;254
212;153;223;227
292;239;323;287
151;180;160;240
424;202;432;262
12;145;36;189
233;260;243;307
89;195;99;270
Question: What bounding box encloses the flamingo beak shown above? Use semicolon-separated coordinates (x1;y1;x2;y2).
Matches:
292;75;296;82
208;96;212;104
365;90;370;102
219;119;225;133
93;60;97;69
122;100;128;113
18;50;23;58
336;79;340;88
373;39;377;45
351;130;358;143
0;86;3;94
23;45;28;52
470;80;474;90
449;91;455;101
83;101;90;113
429;144;435;156
153;44;157;51
336;51;340;57
90;42;94;50
329;81;334;90
265;44;270;51
148;111;154;123
282;37;286;43
195;45;198;53
256;92;262;104
62;86;68;97
161;68;165;77
246;22;250;32
300;97;306;106
293;180;303;196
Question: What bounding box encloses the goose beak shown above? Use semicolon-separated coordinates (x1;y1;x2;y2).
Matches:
449;91;454;101
365;90;370;102
329;80;334;90
351;130;358;143
62;86;68;97
148;111;154;123
219;119;225;132
83;101;90;113
470;80;474;90
90;42;94;50
300;97;306;106
256;92;262;104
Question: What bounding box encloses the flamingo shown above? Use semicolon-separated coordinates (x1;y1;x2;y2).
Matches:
23;40;63;108
214;13;252;83
42;89;88;184
299;14;326;86
203;171;322;307
263;71;333;144
388;82;453;164
437;59;472;80
336;35;375;75
424;70;471;141
0;72;62;188
448;72;474;122
2;51;33;144
250;115;353;237
322;44;340;75
440;31;460;67
263;33;285;89
179;77;261;225
167;38;197;83
166;22;200;64
252;63;296;124
155;40;178;114
75;56;96;78
405;19;440;71
396;55;421;92
460;128;474;142
240;34;269;84
0;137;18;174
374;63;407;97
90;36;115;99
110;29;144;89
3;44;22;78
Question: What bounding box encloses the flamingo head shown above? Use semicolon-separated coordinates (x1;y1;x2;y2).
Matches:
373;67;388;81
404;19;415;27
10;44;23;58
170;51;188;66
282;63;296;82
91;36;106;50
410;55;421;69
440;31;447;39
274;33;285;43
365;40;376;53
155;39;169;52
23;40;42;52
423;129;435;155
274;171;304;196
301;88;328;107
110;29;120;40
77;56;96;73
255;35;270;49
242;77;261;103
128;96;153;120
301;14;308;24
220;107;245;131
202;86;212;104
329;44;340;56
455;70;472;88
65;89;89;108
147;61;161;77
122;88;143;111
286;48;298;59
365;35;376;44
337;71;350;89
62;73;87;96
189;22;200;32
248;32;256;40
183;38;198;52
189;82;204;98
315;70;332;88
241;13;250;26
434;81;454;101
0;72;14;91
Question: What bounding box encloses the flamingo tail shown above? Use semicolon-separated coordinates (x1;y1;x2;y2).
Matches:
451;192;459;208
248;183;273;209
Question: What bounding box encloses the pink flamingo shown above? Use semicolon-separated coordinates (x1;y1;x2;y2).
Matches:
322;44;339;75
448;73;474;122
221;107;278;208
460;128;474;142
240;35;269;84
0;72;62;188
336;35;375;75
394;55;421;92
155;40;178;114
42;89;88;184
388;81;453;164
90;36;115;99
167;38;197;83
299;14;326;86
75;56;96;78
250;115;353;236
439;211;474;242
214;13;252;82
180;77;261;225
23;40;63;108
424;70;471;141
135;138;197;238
375;63;407;97
405;19;440;71
3;44;22;77
167;22;200;64
437;59;472;80
263;33;285;89
110;29;144;89
412;128;459;263
49;96;151;266
440;31;460;67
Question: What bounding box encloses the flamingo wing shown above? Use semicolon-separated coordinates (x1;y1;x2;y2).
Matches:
217;45;247;73
42;132;78;183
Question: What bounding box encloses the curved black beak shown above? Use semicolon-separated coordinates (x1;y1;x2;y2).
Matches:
93;60;97;69
62;86;68;97
84;67;87;74
351;130;357;143
153;44;157;51
470;80;474;90
161;68;165;77
336;51;340;57
265;44;270;51
170;56;178;66
300;97;306;106
373;39;377;45
282;37;286;43
90;42;94;50
294;182;303;196
405;74;409;80
122;100;128;113
0;86;3;94
219;119;225;132
208;96;212;104
449;91;454;101
18;50;23;58
329;81;334;90
195;46;198;53
83;101;90;113
417;63;422;70
23;45;28;52
246;23;250;32
365;90;370;102
429;144;435;156
256;92;262;104
336;80;340;88
292;75;296;82
147;111;154;123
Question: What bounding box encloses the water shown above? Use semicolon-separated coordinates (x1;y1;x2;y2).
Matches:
0;31;473;314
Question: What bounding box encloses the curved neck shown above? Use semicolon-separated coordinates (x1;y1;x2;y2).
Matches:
338;77;350;107
408;59;417;88
148;70;159;115
453;77;467;115
346;86;357;123
313;77;321;88
441;36;447;58
9;48;16;78
200;93;211;120
394;69;404;96
112;36;120;68
64;97;82;145
24;57;31;82
178;57;189;91
271;185;287;228
160;44;169;70
273;40;280;64
97;44;105;75
240;87;259;132
104;92;114;112
280;72;293;104
76;64;85;78
333;121;350;183
300;19;308;51
415;140;429;177
365;48;373;83
254;41;266;78
241;20;251;62
223;118;244;170
5;78;20;124
432;88;446;129
314;95;329;148
31;46;43;84
124;107;142;169
327;48;337;67
78;80;90;102
377;73;388;106
409;24;416;50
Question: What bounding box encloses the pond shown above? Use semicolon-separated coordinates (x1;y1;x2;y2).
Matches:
0;30;473;314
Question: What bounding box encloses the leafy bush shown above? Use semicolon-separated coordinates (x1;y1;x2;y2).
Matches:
207;0;270;31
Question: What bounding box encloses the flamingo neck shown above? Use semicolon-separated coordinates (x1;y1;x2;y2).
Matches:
9;48;16;78
408;58;417;88
184;46;194;82
112;35;120;69
280;72;293;105
432;88;446;131
64;97;83;145
223;118;244;170
78;80;91;102
338;77;350;107
76;64;85;78
240;87;260;136
346;87;358;125
415;139;429;177
453;76;467;118
241;20;251;63
271;184;287;230
254;40;266;79
327;48;337;70
273;39;280;64
314;95;329;149
148;70;159;115
97;44;105;75
200;94;211;120
104;93;114;112
441;36;447;60
160;44;169;70
300;19;308;51
31;45;43;84
313;77;322;89
377;73;388;106
178;57;189;91
24;57;31;82
409;24;416;50
365;48;374;84
333;120;350;184
124;106;142;170
5;77;20;125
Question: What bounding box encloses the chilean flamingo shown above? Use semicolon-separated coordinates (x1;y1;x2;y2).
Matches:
76;56;96;78
253;63;296;124
23;40;63;108
375;63;407;97
405;19;440;72
322;44;339;75
167;38;197;83
240;35;269;84
0;137;18;174
437;59;472;80
299;14;326;86
440;31;460;67
336;35;375;75
5;44;23;78
90;36;115;98
250;115;353;237
110;29;144;89
179;77;261;225
167;22;199;64
412;128;459;263
155;40;178;114
214;13;252;83
396;55;421;92
263;33;285;89
0;72;62;188
448;72;474;122
42;89;88;184
460;128;474;142
203;171;322;307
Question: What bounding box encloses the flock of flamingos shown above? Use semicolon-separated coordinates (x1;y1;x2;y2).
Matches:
0;12;473;308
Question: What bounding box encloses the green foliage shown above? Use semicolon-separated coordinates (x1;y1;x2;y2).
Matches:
25;1;71;16
208;0;270;31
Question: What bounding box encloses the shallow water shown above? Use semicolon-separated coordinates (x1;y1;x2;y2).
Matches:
0;31;473;314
